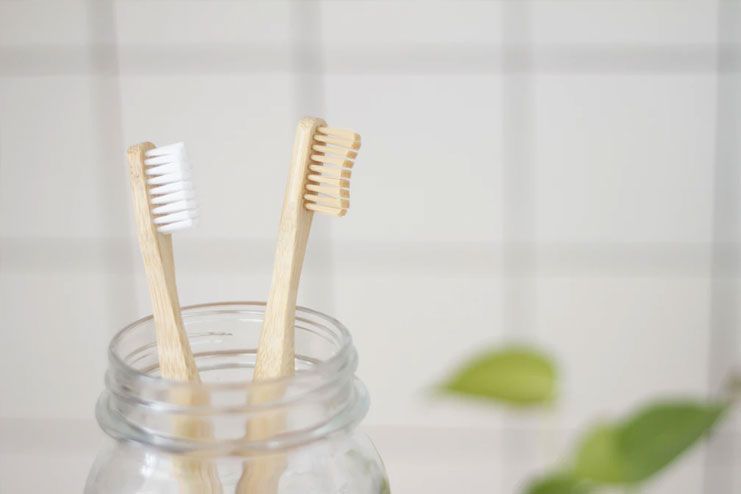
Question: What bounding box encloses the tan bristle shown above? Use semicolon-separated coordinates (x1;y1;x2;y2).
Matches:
304;194;350;209
312;144;358;160
314;133;361;150
306;203;347;216
306;183;349;198
311;154;354;169
306;180;350;200
305;126;360;216
317;127;360;143
309;164;352;179
308;175;350;188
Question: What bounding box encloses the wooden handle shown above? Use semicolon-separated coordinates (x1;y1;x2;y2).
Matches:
128;143;199;381
236;117;326;494
253;116;326;381
128;143;222;493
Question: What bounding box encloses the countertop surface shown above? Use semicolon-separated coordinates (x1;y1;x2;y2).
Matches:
1;418;734;493
0;418;554;493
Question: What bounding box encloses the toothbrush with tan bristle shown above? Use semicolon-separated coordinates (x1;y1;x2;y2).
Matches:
127;142;221;493
236;117;361;493
255;117;359;381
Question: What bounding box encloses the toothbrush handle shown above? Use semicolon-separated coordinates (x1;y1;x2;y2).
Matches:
253;210;313;380
237;118;325;494
253;117;324;381
128;143;199;381
128;143;223;493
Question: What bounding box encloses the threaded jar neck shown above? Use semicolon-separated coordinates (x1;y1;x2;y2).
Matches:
96;302;368;456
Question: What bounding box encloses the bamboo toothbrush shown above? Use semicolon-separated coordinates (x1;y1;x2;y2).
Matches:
237;117;361;493
127;142;199;380
255;117;360;382
127;142;221;493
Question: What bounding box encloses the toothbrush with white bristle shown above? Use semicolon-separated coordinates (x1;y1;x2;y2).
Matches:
127;142;222;493
128;141;199;380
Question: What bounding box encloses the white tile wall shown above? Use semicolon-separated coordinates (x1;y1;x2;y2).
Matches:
118;74;296;239
0;77;103;238
535;276;711;428
333;270;505;428
721;2;741;44
0;1;737;492
115;1;293;47
0;1;89;46
0;273;110;418
530;0;717;46
320;1;503;47
532;74;716;243
324;74;504;244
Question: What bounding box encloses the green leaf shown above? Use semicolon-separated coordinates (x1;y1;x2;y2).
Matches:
441;346;556;407
572;424;625;483
616;401;726;482
526;473;592;494
573;401;727;485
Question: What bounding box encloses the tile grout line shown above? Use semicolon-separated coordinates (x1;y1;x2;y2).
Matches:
501;2;537;340
0;238;730;278
290;0;336;314
703;0;740;491
85;1;139;333
500;1;539;491
0;44;735;77
0;114;2;275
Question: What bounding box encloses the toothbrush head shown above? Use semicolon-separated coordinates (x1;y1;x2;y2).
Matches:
144;142;199;234
304;126;361;217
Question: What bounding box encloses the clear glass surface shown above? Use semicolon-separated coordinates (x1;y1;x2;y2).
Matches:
85;302;390;494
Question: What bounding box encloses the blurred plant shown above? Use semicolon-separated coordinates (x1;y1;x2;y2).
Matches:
441;346;557;406
440;346;730;494
526;401;726;494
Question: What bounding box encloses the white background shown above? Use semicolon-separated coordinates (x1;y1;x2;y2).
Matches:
1;1;740;492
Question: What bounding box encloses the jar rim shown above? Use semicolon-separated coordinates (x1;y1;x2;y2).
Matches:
108;301;355;392
99;301;368;453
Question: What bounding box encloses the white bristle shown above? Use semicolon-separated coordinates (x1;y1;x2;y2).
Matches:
144;142;198;233
150;181;193;195
150;189;195;205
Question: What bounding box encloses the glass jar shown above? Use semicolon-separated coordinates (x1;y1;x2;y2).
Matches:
85;302;389;494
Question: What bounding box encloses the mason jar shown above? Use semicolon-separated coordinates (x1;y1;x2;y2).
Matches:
85;302;389;493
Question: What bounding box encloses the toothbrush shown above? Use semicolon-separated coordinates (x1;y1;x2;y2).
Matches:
237;117;361;493
256;117;360;382
127;142;199;381
127;142;221;493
